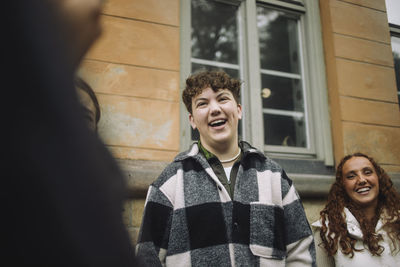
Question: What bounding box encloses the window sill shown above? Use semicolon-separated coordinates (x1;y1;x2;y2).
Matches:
271;157;335;197
117;159;400;200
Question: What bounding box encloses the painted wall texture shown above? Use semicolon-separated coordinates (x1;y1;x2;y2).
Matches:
319;0;400;173
77;0;400;245
79;0;180;163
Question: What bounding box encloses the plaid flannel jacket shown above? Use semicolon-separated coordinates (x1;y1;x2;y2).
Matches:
136;141;316;267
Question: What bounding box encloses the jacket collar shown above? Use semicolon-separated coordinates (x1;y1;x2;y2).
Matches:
312;207;385;240
174;140;265;163
344;208;363;239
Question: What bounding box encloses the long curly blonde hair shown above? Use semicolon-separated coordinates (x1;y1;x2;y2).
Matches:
319;152;400;257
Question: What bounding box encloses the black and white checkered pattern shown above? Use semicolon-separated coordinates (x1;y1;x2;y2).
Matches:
137;141;316;267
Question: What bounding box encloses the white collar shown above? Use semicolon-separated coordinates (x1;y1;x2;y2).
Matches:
312;207;385;240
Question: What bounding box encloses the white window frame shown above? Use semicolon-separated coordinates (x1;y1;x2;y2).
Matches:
180;0;333;166
385;0;400;105
255;3;313;155
389;24;400;103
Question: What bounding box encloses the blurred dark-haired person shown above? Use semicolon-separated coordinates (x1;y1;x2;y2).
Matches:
136;70;315;266
312;153;400;267
2;0;138;265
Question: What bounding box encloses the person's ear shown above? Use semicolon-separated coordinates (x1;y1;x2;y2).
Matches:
189;113;197;130
237;104;242;120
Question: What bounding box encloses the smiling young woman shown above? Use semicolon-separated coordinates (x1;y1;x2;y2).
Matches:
342;157;380;221
312;153;400;267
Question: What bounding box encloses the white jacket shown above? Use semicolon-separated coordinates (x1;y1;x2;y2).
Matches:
312;208;400;267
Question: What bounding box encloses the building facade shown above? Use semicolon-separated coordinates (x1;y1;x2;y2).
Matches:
78;0;400;244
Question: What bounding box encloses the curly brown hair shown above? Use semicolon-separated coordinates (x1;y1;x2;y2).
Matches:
182;70;241;114
319;152;400;257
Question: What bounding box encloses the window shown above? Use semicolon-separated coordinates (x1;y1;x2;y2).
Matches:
180;0;333;167
257;6;308;149
385;0;400;106
392;36;400;105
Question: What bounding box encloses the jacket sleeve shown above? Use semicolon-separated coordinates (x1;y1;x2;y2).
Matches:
136;185;173;267
281;172;316;267
313;227;335;267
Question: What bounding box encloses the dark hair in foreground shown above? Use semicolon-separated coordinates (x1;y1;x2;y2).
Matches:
182;70;241;114
319;152;400;257
74;76;101;124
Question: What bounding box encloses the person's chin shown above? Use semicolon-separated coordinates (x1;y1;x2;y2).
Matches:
354;197;376;207
212;133;234;145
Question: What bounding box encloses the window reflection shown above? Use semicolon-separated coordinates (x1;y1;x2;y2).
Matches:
263;113;306;147
261;75;304;111
257;5;307;148
391;36;400;105
192;0;239;64
192;63;239;79
257;8;300;74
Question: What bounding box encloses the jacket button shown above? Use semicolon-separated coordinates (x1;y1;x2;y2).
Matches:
233;222;238;229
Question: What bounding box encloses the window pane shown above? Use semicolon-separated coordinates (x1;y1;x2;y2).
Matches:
261;74;304;111
257;5;307;148
263;114;306;147
392;36;400;105
257;7;300;74
385;0;400;25
191;0;239;64
192;63;239;80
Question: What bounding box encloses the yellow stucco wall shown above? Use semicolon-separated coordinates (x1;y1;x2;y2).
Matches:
319;0;400;172
79;0;181;162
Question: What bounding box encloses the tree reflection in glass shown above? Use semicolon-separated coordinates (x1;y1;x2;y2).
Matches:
191;0;239;65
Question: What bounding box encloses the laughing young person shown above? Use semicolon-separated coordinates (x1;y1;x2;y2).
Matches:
312;153;400;267
136;70;316;266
